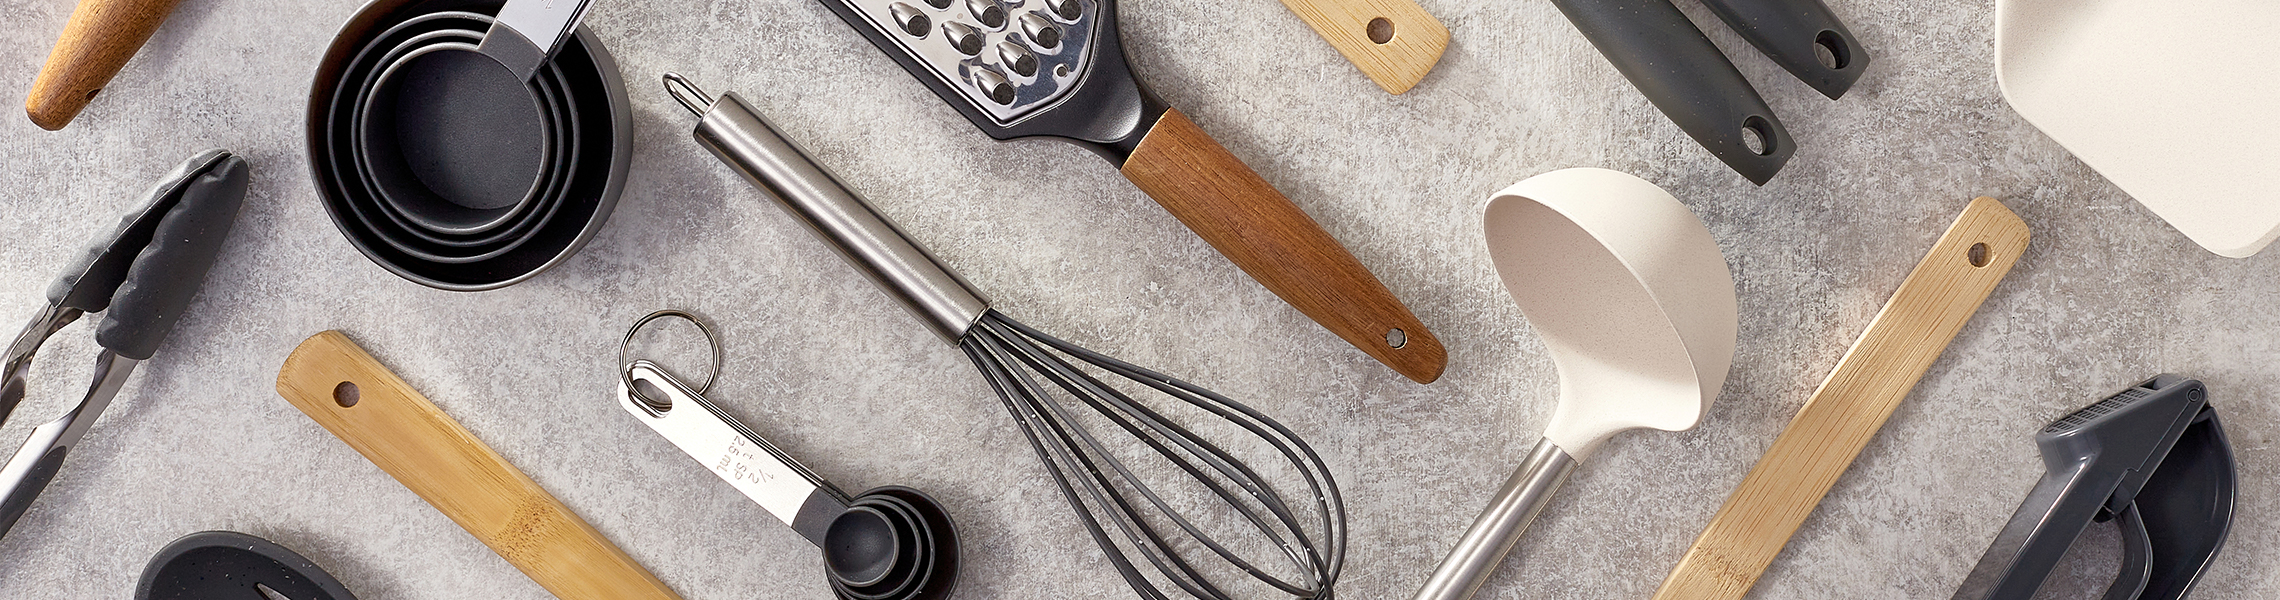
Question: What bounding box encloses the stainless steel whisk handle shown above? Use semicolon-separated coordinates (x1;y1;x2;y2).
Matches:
670;74;990;342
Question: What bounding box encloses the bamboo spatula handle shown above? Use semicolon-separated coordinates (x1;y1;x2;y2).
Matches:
1121;107;1446;383
25;0;184;130
276;331;684;600
1277;0;1449;94
1652;197;2030;600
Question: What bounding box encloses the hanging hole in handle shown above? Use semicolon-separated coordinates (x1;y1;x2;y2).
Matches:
333;382;360;408
1814;31;1849;70
83;88;101;102
1385;328;1407;349
1366;17;1394;44
1740;116;1774;156
1967;242;1990;267
631;379;672;412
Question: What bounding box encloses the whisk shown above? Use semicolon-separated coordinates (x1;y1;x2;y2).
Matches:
664;73;1344;600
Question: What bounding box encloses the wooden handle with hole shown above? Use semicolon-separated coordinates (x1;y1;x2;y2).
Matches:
25;0;186;130
1651;198;2030;600
1122;108;1445;383
276;331;684;600
1276;0;1448;94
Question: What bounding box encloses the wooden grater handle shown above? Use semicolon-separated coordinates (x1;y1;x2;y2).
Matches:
1276;0;1449;94
275;331;684;600
1121;107;1446;383
25;0;185;130
1652;198;2031;600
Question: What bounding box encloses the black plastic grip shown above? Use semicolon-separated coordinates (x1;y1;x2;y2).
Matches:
95;154;249;360
1547;0;1794;184
1697;0;1871;99
0;447;68;540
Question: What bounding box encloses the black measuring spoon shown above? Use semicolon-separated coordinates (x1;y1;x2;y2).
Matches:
620;361;959;600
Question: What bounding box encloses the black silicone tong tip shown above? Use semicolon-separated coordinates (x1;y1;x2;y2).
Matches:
1548;0;1794;184
43;150;249;360
1697;0;1872;99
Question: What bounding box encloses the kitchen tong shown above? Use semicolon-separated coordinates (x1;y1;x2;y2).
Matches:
1951;375;2237;600
0;150;247;541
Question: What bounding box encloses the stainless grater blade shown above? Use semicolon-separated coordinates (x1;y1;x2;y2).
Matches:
836;0;1100;125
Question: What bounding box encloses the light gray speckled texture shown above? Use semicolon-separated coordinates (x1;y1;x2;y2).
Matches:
1;0;2273;598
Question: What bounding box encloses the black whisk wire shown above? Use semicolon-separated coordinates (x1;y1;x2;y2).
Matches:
957;310;1346;599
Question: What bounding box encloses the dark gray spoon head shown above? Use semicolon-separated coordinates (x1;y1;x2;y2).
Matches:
826;486;959;600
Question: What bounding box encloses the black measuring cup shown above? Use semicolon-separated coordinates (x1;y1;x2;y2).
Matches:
340;17;581;257
307;0;627;290
619;358;960;600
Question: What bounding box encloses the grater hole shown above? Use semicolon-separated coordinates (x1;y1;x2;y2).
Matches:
1367;18;1394;44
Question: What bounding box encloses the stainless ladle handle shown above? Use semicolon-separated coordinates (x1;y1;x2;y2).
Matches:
671;74;989;343
1412;437;1579;600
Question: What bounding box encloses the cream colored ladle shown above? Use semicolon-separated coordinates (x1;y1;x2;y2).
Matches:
1414;168;1739;600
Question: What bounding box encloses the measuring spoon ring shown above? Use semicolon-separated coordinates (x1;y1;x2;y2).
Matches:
619;361;959;600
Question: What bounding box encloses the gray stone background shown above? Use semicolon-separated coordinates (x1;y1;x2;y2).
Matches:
1;0;2273;597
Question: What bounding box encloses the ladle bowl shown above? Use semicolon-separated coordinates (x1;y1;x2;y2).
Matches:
1413;167;1737;600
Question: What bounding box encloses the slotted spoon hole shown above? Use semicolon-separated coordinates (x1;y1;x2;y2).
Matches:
1366;17;1394;44
1967;242;1990;267
1814;30;1849;70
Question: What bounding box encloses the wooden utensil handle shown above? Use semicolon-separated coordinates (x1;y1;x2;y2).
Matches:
1121;108;1445;383
1277;0;1450;94
275;331;683;600
25;0;185;130
1651;197;2031;600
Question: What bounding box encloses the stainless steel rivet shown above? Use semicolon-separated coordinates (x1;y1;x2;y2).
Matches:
890;2;931;36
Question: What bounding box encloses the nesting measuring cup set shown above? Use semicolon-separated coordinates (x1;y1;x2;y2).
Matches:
308;0;630;290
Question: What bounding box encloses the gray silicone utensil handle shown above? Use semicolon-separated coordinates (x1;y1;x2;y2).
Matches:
1412;438;1579;600
1548;0;1794;184
690;91;990;343
1697;0;1870;99
95;154;247;360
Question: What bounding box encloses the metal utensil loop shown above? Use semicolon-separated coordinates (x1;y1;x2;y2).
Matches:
619;308;721;410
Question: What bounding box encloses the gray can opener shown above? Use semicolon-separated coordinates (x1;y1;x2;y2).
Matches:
1951;374;2236;600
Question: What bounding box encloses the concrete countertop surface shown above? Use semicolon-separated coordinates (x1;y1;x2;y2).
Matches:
1;0;2273;598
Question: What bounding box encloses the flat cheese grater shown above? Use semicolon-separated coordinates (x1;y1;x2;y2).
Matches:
818;0;1449;384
